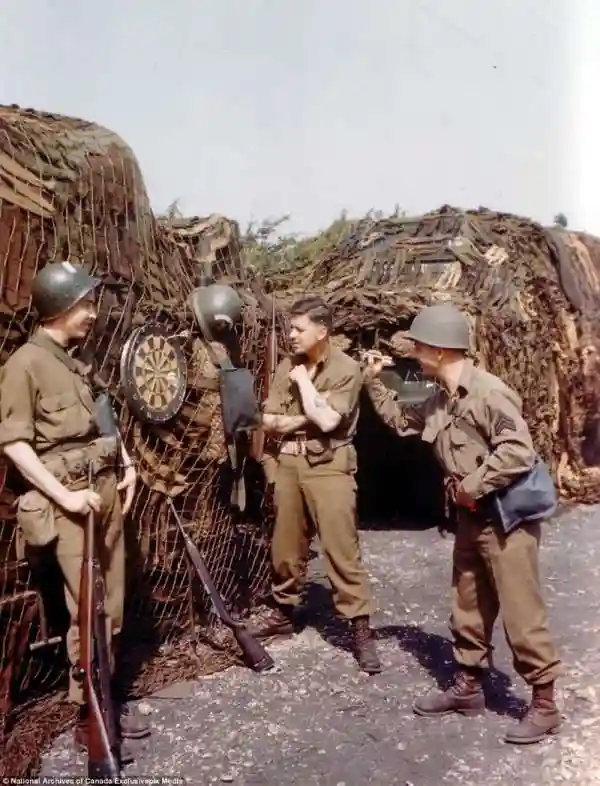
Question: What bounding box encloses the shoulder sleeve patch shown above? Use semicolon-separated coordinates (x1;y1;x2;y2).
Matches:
493;413;517;437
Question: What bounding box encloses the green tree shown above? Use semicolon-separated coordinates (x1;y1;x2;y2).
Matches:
241;211;358;275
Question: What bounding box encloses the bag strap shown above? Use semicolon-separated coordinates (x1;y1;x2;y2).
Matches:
193;319;246;512
29;332;108;392
30;332;83;376
29;333;122;470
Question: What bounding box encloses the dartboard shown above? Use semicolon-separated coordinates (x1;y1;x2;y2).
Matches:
119;323;187;424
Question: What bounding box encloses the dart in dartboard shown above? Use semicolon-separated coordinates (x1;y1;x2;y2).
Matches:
119;322;188;424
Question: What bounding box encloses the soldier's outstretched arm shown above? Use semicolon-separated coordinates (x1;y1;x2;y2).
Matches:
362;376;426;438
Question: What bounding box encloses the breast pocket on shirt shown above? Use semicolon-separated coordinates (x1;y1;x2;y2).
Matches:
38;390;90;441
448;427;484;476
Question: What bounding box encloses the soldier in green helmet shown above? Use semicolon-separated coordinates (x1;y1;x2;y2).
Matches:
363;302;563;745
0;261;150;763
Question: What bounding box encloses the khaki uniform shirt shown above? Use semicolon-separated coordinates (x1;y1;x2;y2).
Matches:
264;344;362;444
0;329;97;454
364;359;536;499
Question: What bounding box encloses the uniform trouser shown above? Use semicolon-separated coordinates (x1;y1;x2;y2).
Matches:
53;470;125;704
271;449;373;619
450;512;562;685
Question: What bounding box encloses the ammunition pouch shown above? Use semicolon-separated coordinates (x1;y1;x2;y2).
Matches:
304;439;335;467
15;437;119;555
41;436;119;484
16;491;57;555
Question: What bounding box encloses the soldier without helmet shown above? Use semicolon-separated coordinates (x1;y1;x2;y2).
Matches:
0;261;150;762
363;303;562;745
250;295;381;674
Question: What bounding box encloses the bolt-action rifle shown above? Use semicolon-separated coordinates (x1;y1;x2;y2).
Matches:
75;463;120;780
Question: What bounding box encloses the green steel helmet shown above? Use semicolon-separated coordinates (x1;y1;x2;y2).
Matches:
187;283;243;335
31;261;101;321
406;303;471;350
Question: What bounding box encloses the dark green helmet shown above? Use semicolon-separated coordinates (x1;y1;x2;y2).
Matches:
31;261;101;321
406;303;471;350
187;283;243;336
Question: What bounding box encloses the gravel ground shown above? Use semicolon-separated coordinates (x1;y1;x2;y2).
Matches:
40;505;600;785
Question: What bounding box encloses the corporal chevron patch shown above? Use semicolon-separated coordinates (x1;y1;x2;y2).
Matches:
493;413;517;437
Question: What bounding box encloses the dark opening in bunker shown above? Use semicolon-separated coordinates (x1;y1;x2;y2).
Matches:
354;356;446;529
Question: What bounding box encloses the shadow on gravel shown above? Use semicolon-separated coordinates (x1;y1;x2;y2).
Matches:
304;581;527;720
375;623;529;720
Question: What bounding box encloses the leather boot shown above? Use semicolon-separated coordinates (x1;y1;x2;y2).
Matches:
73;705;134;766
109;672;151;740
504;681;561;744
116;702;151;739
351;616;382;674
413;669;486;717
247;602;301;638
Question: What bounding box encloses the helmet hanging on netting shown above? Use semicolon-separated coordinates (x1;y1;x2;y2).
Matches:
188;283;243;336
406;303;471;350
31;261;101;321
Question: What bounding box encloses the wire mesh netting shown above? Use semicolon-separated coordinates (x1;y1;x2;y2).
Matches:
2;104;600;777
264;207;600;507
0;105;275;777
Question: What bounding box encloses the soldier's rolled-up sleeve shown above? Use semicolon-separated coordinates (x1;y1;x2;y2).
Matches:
460;388;536;499
263;359;291;415
364;377;425;437
326;368;362;419
0;362;35;447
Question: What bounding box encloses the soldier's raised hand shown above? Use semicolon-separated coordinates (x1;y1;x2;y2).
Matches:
360;350;390;379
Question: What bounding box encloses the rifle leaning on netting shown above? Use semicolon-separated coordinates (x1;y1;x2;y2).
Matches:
74;398;122;780
168;499;274;673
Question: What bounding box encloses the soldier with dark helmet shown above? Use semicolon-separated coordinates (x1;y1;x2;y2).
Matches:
0;261;149;763
362;302;563;745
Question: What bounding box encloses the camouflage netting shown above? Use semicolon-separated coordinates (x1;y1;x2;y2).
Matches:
0;105;274;777
2;103;600;778
262;208;600;517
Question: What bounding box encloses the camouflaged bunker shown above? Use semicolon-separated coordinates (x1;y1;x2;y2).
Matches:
0;104;272;777
0;103;599;777
265;209;600;521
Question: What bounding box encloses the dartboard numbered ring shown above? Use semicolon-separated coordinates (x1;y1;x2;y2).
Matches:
120;323;187;424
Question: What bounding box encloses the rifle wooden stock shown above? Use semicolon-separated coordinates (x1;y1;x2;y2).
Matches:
250;295;278;463
78;466;120;779
169;499;274;673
